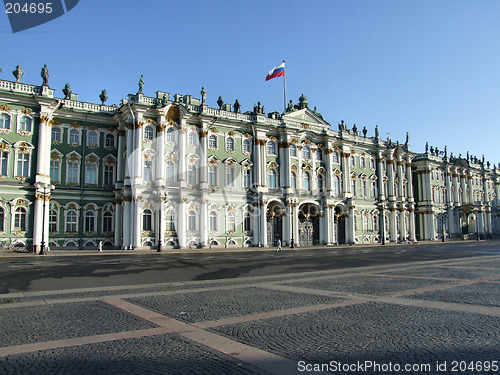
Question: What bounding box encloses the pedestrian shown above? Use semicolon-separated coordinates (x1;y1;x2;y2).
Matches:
276;239;282;251
98;241;103;252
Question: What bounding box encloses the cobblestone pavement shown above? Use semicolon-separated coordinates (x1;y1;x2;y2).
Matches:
0;254;499;374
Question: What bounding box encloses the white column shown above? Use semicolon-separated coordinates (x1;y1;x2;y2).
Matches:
178;198;187;248
200;130;208;189
311;147;317;194
341;150;351;195
123;198;131;248
252;201;260;246
114;201;123;248
133;201;141;248
156;123;166;186
201;196;208;247
158;200;165;248
116;128;125;185
253;139;261;187
178;124;187;187
261;201;268;246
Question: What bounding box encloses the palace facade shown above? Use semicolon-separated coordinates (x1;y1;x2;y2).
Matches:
0;72;499;252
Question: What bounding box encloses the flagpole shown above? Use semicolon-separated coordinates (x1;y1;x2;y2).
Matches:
283;60;287;112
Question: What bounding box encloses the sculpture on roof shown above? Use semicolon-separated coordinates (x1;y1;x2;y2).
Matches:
99;89;108;105
375;125;379;139
201;87;206;105
62;83;72;100
286;100;294;112
352;124;357;134
41;64;49;86
362;126;367;137
12;65;24;82
425;142;429;153
217;96;224;109
137;75;144;94
233;99;241;113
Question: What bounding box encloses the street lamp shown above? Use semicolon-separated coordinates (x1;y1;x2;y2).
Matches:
290;203;295;248
441;212;446;242
157;191;162;252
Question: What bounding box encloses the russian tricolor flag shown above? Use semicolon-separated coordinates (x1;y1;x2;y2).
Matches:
266;62;285;81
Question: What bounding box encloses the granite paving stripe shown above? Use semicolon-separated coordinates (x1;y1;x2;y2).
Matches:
0;327;172;357
0;334;272;375
124;287;343;323
104;298;303;375
406;282;500;308
0;300;157;348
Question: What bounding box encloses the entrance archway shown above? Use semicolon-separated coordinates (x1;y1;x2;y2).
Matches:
298;203;320;246
266;201;283;247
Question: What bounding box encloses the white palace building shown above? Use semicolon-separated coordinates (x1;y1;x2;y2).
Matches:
0;67;499;252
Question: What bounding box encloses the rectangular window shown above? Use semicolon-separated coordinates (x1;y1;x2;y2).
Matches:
0;151;8;175
85;214;95;232
16;153;29;177
243;169;250;188
85;163;97;185
188;164;197;184
50;160;60;182
104;165;115;186
67;162;78;184
143;160;153;181
209;166;217;186
226;167;235;187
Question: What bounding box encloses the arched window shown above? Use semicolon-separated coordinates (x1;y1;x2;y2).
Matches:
225;137;235;152
19;116;32;132
188;210;196;231
360;156;366;168
209;211;218;232
143;209;153;231
84;211;96;232
69;129;80;144
316;148;323;161
104;164;115;186
166;127;175;143
303;146;311;159
290;144;297;157
317;174;324;191
51;127;61;142
291;171;297;190
268;169;277;189
370;157;376;169
166;210;175;231
66;209;77;232
14;207;27;231
242;139;251;153
0;206;4;231
166;161;175;183
209;135;217;149
48;209;58;233
144;126;154;141
188;131;197;147
103;211;113;232
333;175;341;195
332;151;339;163
350;155;356;167
209;165;217;186
88;131;98;146
303;171;311;191
105;134;115;147
0;113;10;129
267;141;276;155
372;215;378;231
227;211;236;232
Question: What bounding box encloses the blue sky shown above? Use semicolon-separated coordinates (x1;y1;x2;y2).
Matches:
1;0;499;164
